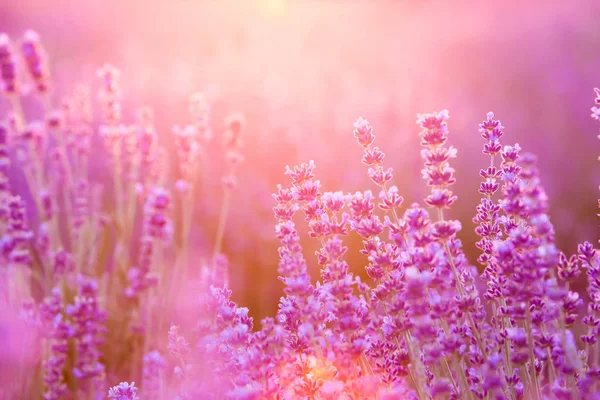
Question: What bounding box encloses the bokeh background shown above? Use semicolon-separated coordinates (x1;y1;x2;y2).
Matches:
2;0;599;323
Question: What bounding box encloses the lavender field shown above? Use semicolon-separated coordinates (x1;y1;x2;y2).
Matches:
1;1;600;399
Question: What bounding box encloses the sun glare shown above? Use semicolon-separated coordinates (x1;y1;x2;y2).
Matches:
258;0;287;18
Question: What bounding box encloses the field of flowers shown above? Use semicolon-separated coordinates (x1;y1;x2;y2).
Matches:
1;1;600;399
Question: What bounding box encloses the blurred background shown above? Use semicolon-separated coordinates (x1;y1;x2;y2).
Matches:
1;0;599;322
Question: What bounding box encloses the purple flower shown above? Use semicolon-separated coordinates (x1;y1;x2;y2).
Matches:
97;64;122;123
108;382;139;400
66;275;107;393
142;350;167;399
168;324;190;356
353;117;375;148
20;30;51;93
0;34;20;94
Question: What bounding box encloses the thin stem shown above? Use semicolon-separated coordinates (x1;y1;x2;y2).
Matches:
212;187;232;282
442;357;461;397
54;130;75;250
360;353;374;377
525;307;542;400
441;238;489;361
499;297;517;399
9;97;45;220
380;297;427;400
594;311;600;368
437;314;473;400
144;238;163;357
400;336;427;400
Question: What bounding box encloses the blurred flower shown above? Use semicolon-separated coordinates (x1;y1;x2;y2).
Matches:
20;30;52;94
0;33;20;95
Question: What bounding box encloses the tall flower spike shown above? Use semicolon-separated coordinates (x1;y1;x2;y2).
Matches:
173;124;200;179
0;123;11;173
351;117;436;396
418;111;495;395
40;288;70;400
351;118;400;214
418;111;459;226
134;107;157;162
167;324;190;356
479;111;504;157
20;30;51;94
3;195;33;267
0;33;20;95
273;165;313;297
97;64;122;123
142;350;166;399
66;275;108;392
418;110;456;188
189;92;212;142
221;113;246;190
475;112;504;301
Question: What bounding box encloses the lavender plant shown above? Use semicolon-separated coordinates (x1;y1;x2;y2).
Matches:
1;30;599;400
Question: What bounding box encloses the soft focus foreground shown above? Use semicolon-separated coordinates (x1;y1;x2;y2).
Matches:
1;2;600;400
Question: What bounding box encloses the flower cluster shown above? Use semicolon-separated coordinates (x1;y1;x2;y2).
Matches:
20;30;51;94
0;33;19;95
157;106;600;399
2;30;600;400
108;381;139;400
